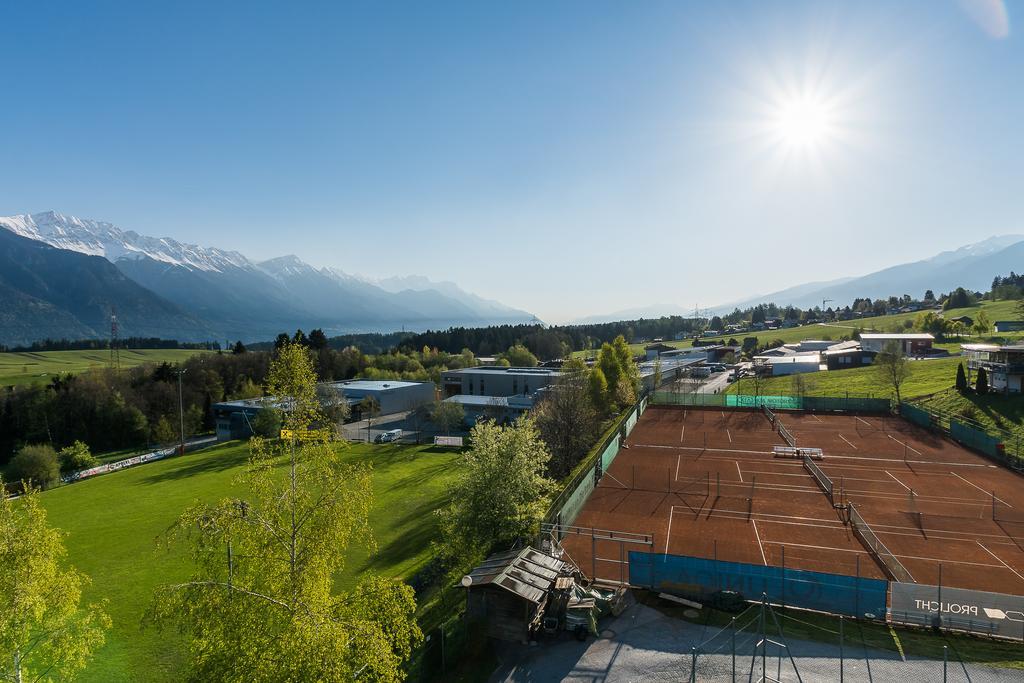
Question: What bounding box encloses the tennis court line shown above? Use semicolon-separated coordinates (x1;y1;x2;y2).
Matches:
838;434;858;450
951;471;1010;506
886;470;911;492
887;434;922;456
665;507;675;555
977;542;1024;583
675;452;681;482
727;429;732;443
680;425;685;442
856;416;873;427
752;520;767;565
736;461;743;483
812;414;824;423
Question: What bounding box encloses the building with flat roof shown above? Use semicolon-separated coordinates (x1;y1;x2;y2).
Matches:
212;379;435;441
440;366;561;398
994;321;1024;333
753;355;821;377
442;394;535;426
961;343;1024;394
859;333;934;355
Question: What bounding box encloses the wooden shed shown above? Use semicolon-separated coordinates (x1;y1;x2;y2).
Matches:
462;547;568;642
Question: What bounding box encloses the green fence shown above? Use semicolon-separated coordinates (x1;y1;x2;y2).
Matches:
652;392;891;413
901;400;1024;472
545;395;648;528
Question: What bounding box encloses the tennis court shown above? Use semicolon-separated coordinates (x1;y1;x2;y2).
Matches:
561;405;1024;596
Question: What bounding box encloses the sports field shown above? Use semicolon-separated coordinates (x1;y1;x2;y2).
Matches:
0;348;212;386
38;439;461;682
562;405;1024;596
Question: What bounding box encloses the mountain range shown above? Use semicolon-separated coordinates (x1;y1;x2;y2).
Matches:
712;234;1024;313
0;211;535;347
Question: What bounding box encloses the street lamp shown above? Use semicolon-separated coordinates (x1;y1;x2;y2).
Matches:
177;368;188;455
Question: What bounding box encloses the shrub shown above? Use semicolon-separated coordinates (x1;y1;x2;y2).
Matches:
58;441;98;474
9;444;60;489
251;408;283;438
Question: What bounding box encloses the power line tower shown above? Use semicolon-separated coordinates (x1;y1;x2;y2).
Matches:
109;306;121;370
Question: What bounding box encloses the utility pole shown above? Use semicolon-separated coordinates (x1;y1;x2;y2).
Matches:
177;368;188;455
109;306;121;369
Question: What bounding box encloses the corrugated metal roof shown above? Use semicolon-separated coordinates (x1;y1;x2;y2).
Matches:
466;547;567;604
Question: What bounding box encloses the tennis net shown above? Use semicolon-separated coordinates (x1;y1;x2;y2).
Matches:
778;422;796;448
848;503;914;583
803;455;834;505
761;403;777;426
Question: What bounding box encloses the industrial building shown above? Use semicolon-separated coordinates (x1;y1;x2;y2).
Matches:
440;366;562;398
211;379;435;441
753;355;821;377
442;394;535;426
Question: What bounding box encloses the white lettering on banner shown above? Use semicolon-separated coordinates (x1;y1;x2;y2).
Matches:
913;600;979;616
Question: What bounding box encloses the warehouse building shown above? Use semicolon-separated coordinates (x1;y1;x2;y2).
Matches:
212;379;435;441
440;367;562;398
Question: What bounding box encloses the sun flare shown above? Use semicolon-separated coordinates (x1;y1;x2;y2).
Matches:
770;95;834;149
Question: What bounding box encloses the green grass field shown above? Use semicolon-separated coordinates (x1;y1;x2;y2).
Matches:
727;356;962;400
38;439;461;682
0;348;213;386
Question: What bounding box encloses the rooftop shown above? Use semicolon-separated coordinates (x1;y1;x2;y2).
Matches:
961;343;1024;352
443;366;561;376
325;379;428;391
859;333;934;340
463;547;567;604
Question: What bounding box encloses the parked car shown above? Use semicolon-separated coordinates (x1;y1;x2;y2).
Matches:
374;428;402;443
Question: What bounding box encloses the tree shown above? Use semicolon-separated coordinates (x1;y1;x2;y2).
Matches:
251;408;283;438
0;484;110;681
501;344;538;367
973;311;991;336
307;328;329;351
316;384;350;438
436;418;555;569
231;341;247;355
533;358;599;478
359;396;381;442
923;289;935;302
588;367;610;416
955;363;968;393
153;415;177;444
8;445;60;489
875;341;912;405
943;287;973;310
58;440;97;474
709;316;724;331
149;343;421;681
273;333;291;350
976;366;989;395
431;400;465;436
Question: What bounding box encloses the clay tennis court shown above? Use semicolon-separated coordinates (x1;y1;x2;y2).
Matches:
561;405;1024;596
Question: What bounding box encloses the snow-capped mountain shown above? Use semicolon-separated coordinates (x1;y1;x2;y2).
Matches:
0;211;536;345
0;211;251;273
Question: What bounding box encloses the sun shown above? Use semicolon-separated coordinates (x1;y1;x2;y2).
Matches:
770;94;834;149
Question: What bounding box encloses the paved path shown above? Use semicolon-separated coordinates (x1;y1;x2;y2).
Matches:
490;599;1020;682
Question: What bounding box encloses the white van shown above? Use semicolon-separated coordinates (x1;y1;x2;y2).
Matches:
374;428;403;444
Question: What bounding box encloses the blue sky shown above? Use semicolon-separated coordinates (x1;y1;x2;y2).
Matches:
1;1;1020;323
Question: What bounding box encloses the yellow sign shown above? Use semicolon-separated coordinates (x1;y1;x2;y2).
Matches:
279;428;332;442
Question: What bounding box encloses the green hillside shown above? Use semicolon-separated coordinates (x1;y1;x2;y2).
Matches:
0;348;214;386
38;440;461;682
727;356;962;400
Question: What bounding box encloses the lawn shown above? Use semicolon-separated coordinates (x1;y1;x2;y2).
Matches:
0;348;213;386
915;389;1024;444
727;356;962;400
38;439;462;682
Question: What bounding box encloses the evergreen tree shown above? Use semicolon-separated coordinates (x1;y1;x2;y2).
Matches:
232;340;246;354
976;366;989;395
955;363;968;393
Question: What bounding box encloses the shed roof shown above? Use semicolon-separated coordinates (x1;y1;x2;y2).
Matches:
465;547;567;604
859;333;934;340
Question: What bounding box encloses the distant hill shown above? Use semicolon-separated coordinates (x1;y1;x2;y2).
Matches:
711;234;1024;313
0;211;537;345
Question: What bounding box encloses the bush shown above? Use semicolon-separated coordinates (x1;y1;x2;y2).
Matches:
58;441;98;474
9;444;61;489
251;408;283;438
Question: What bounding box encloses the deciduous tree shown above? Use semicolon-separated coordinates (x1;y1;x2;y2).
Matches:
149;343;420;681
533;358;598;478
875;341;912;405
0;485;110;681
8;444;60;489
437;418;555;569
431;400;465;436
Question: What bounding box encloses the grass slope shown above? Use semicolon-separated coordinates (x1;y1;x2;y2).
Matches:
0;349;213;386
727;356;962;400
39;440;460;682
